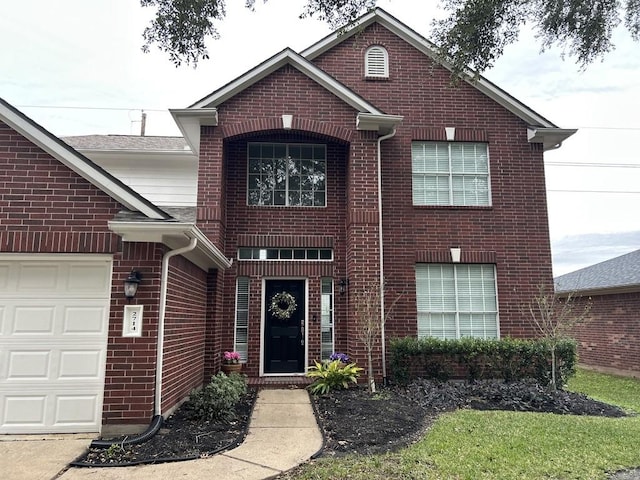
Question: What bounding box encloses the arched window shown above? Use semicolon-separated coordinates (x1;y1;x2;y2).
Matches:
365;45;389;78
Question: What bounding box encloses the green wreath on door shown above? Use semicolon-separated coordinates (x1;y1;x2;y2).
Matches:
269;291;297;320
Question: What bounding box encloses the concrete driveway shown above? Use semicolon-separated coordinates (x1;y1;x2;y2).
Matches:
1;434;92;480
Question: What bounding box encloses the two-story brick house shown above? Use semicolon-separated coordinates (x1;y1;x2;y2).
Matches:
0;8;575;434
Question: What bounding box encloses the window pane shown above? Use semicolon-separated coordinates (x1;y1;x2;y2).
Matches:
235;277;250;362
319;249;332;260
248;143;326;207
416;263;498;340
412;142;490;206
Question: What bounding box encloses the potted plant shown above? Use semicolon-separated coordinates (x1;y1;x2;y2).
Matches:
221;351;242;375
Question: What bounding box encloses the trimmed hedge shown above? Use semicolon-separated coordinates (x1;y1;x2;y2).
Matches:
389;337;577;387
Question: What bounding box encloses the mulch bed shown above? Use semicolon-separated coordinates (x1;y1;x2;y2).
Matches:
71;388;257;467
71;379;630;469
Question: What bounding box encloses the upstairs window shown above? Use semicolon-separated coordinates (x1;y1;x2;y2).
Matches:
365;45;388;78
412;142;491;206
248;143;326;207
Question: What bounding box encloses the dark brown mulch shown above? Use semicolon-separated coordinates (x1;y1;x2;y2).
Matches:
71;388;257;467
310;379;627;458
71;379;631;469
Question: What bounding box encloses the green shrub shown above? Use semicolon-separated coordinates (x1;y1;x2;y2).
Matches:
389;336;577;387
184;372;247;421
307;360;363;395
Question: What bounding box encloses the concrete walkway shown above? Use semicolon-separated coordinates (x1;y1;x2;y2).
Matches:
3;389;322;480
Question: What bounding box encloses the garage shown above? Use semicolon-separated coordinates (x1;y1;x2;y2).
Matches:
0;255;112;434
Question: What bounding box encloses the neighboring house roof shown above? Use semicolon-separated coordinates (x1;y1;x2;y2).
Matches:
62;135;189;152
555;249;640;295
174;7;575;153
1;98;231;270
0;97;171;220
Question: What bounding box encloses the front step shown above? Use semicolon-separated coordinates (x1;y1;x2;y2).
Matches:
247;376;313;389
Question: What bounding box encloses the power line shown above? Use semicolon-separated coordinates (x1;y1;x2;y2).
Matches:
548;189;640;194
16;104;167;112
546;161;640;168
14;104;640;131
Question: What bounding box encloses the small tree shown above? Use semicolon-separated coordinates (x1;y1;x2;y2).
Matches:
353;282;400;393
527;284;591;390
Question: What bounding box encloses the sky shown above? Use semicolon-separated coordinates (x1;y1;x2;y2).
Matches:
1;0;639;276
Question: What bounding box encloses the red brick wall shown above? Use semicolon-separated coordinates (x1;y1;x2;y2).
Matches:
0;122;121;252
571;292;640;376
161;255;208;412
312;22;553;341
198;21;555;378
104;243;163;425
0;121;167;426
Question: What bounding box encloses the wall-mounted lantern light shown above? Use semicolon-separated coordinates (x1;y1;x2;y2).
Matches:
124;270;142;300
339;278;349;295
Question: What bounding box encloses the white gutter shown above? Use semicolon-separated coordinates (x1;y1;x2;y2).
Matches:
377;127;397;386
154;237;198;416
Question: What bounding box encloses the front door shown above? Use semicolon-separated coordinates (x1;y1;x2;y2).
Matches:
264;279;305;374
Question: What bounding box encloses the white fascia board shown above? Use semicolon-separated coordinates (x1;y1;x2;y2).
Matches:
356;113;404;135
108;221;232;270
169;108;218;155
189;49;383;115
303;8;558;128
0;99;169;220
527;127;578;151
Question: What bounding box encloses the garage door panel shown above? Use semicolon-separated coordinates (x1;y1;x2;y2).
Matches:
1;391;102;433
12;306;56;334
18;264;60;290
4;346;105;382
7;302;107;337
7;350;50;379
59;350;103;379
2;395;47;427
0;255;111;434
68;264;112;293
63;305;108;335
55;395;100;426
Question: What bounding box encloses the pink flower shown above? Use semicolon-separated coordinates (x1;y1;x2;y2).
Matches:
223;351;241;364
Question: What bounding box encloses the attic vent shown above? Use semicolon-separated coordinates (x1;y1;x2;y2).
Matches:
365;45;388;78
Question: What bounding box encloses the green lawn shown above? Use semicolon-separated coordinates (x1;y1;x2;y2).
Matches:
284;369;640;480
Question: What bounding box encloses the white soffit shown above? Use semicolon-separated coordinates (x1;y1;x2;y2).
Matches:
169;108;218;155
527;127;578;151
108;221;232;271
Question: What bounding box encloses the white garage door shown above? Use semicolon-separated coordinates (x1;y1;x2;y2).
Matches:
0;255;112;434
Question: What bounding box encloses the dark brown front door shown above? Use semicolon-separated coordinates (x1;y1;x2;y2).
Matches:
264;279;305;373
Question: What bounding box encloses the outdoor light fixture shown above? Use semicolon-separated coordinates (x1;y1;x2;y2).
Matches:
124;270;142;300
339;278;349;295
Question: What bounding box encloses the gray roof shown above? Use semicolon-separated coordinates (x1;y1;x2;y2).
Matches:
62;135;189;151
555;249;640;294
112;207;196;223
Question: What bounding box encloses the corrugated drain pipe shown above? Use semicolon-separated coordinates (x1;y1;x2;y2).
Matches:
377;127;397;386
91;236;198;449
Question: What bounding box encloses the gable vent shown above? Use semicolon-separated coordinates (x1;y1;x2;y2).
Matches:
365;46;389;78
